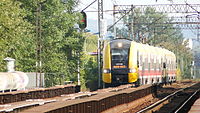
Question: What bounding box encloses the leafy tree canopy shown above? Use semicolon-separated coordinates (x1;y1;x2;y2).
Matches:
0;0;34;72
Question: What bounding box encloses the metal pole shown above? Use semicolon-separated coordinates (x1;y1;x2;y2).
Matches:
191;61;193;79
98;0;103;88
153;27;155;45
198;15;200;41
77;52;80;85
36;1;39;88
131;5;134;40
113;5;116;39
39;3;42;87
97;39;101;88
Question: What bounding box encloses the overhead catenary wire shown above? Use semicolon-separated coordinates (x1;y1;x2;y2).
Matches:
107;7;134;31
185;2;200;14
80;2;98;11
81;0;97;11
79;1;113;17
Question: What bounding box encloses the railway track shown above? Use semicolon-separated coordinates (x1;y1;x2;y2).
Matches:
136;82;200;113
0;81;198;113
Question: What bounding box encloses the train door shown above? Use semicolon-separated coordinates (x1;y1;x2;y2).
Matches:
162;59;169;84
135;50;140;86
162;62;166;84
140;54;144;85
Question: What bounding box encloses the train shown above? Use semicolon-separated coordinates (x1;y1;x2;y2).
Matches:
102;38;176;87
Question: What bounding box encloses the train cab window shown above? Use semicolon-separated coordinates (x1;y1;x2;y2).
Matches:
111;48;129;68
110;40;131;62
111;49;129;61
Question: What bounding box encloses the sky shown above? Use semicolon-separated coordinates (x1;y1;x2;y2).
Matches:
78;0;199;19
77;0;200;38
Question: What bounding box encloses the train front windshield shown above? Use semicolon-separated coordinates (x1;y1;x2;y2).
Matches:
111;49;128;62
110;39;131;68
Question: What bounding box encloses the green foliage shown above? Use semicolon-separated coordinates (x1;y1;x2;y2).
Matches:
0;0;86;87
1;0;100;89
80;33;98;91
30;0;83;86
83;33;98;52
0;0;35;72
81;56;98;91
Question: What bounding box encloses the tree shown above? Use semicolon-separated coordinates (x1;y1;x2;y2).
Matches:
0;0;35;72
80;33;98;91
18;0;84;86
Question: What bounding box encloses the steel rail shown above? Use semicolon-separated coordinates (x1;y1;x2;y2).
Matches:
174;89;200;113
136;88;183;113
136;83;198;113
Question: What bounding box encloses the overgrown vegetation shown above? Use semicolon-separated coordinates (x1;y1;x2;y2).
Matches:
81;33;98;91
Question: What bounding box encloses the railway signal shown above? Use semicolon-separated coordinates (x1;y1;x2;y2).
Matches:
79;11;87;29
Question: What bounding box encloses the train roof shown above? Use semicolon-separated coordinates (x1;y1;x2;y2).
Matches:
110;38;133;41
132;41;176;59
105;38;176;58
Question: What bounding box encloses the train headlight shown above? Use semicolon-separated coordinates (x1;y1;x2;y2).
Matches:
103;69;111;73
117;43;122;48
129;68;137;73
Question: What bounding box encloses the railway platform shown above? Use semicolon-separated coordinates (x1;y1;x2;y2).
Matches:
189;97;200;113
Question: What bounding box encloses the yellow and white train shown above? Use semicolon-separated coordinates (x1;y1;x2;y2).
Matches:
102;38;176;87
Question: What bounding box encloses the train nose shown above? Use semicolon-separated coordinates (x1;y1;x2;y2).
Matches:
116;77;123;83
112;74;128;83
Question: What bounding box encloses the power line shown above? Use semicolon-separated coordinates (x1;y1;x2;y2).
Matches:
80;1;97;11
80;1;113;16
107;7;134;31
81;0;97;11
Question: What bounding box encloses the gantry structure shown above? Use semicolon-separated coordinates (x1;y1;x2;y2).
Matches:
113;4;200;40
112;3;200;78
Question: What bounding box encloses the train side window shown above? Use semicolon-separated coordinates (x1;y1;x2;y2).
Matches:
140;55;143;66
151;58;153;70
170;60;172;71
148;63;150;72
155;59;157;71
159;64;161;72
157;59;159;70
145;58;148;69
173;61;175;70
